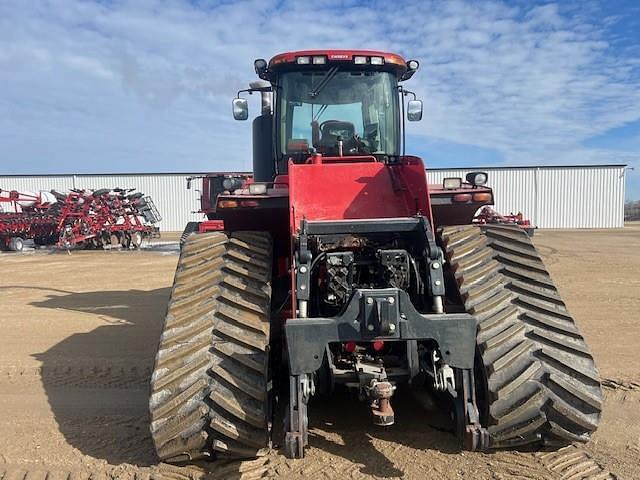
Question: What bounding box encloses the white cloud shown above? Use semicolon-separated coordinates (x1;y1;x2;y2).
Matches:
0;0;639;194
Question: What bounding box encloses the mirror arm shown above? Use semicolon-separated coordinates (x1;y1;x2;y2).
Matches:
236;86;272;99
399;86;417;101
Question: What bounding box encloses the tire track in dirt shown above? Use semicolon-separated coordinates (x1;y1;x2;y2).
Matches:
0;457;273;480
601;378;640;392
482;445;616;480
536;445;616;479
0;365;151;390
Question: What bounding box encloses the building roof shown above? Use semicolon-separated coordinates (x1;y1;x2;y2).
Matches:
0;164;628;177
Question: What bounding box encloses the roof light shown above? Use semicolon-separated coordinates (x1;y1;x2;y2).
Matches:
466;171;488;186
443;177;462;190
312;56;326;65
248;183;268;195
222;177;244;191
407;59;420;70
254;58;267;76
370;56;384;65
296;56;310;65
354;56;367;65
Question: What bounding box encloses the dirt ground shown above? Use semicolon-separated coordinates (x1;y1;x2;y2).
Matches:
0;226;638;479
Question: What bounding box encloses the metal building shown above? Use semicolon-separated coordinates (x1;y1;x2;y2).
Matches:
0;164;626;231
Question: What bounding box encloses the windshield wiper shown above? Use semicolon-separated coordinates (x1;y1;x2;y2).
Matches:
308;66;339;98
313;104;328;122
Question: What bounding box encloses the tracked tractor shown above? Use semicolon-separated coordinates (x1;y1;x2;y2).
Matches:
149;50;602;463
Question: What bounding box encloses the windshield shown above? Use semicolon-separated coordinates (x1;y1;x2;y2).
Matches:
276;70;399;163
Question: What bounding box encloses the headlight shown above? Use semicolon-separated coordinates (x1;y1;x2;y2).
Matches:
443;177;462;189
249;183;268;195
466;171;488;186
222;177;244;191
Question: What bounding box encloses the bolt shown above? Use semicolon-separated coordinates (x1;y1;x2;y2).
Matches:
389;323;396;332
387;296;395;304
299;265;307;273
367;324;375;331
367;297;374;305
435;280;441;286
432;262;440;269
300;284;306;291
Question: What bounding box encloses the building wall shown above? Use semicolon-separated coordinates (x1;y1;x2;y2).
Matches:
0;165;626;231
427;165;626;228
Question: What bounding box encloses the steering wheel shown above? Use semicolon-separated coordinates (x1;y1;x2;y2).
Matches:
318;120;370;154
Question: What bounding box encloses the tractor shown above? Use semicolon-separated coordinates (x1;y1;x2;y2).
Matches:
149;50;602;463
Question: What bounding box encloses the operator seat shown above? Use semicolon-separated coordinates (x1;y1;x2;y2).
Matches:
318;120;356;153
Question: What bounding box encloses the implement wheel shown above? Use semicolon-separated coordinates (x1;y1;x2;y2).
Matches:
131;231;143;249
149;231;273;462
441;225;602;448
9;237;24;252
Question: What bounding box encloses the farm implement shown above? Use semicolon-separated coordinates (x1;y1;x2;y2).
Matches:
0;188;160;252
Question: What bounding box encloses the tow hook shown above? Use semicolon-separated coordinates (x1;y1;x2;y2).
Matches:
356;357;396;426
368;379;396;426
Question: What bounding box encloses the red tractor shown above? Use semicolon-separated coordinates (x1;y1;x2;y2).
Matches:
149;50;601;463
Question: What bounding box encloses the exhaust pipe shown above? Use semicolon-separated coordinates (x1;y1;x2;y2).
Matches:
250;80;272;115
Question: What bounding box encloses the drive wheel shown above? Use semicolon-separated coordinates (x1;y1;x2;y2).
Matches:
441;225;602;448
149;231;273;462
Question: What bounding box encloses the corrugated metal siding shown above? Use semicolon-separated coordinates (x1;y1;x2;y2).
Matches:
426;166;625;228
0;165;625;230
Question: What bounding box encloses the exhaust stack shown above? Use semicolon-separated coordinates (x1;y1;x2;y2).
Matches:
250;80;271;115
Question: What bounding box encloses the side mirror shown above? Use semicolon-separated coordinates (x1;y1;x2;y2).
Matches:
232;98;248;121
407;100;423;122
186;178;192;190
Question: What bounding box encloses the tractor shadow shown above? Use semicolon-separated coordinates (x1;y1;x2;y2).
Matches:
302;387;459;478
27;287;170;467
24;285;461;477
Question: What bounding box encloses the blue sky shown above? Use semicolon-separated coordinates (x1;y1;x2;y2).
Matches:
1;0;639;199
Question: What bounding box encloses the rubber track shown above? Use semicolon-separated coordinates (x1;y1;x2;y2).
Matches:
149;231;272;463
179;221;200;249
440;225;602;448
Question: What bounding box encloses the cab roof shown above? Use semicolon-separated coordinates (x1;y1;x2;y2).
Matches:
268;50;409;77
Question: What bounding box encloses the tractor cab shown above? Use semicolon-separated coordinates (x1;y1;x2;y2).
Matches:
233;50;423;180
